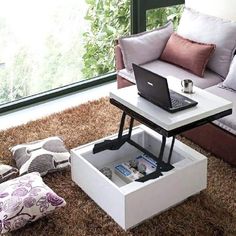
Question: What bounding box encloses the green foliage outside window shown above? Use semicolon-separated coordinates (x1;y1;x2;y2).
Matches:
147;5;184;30
82;1;183;78
82;0;130;78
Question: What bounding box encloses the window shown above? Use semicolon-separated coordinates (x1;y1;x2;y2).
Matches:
0;0;184;111
146;5;184;30
0;0;130;105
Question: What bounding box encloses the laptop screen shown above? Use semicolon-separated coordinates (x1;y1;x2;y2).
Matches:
133;64;171;108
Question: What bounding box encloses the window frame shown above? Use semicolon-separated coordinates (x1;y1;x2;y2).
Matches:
131;0;184;33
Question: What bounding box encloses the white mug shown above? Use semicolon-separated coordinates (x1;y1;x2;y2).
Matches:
181;79;193;93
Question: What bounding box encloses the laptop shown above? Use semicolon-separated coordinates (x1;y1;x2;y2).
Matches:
132;64;198;113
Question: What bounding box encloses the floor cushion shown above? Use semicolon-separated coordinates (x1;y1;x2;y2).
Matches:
0;172;66;233
11;137;70;176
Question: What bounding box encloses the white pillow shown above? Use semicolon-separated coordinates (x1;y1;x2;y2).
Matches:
0;172;66;233
178;7;236;78
223;56;236;90
118;21;173;71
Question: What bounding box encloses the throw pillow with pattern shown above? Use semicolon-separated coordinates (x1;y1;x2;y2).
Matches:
11;137;70;176
0;172;66;233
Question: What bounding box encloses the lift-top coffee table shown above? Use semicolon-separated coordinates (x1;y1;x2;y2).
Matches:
71;77;232;230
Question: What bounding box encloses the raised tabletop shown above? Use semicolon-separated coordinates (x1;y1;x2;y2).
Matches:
110;76;232;136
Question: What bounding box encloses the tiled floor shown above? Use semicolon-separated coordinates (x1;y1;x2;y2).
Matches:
0;81;116;131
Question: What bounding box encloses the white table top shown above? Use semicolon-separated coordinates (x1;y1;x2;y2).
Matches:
110;77;233;131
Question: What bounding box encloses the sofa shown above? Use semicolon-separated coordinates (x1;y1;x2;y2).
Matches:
115;7;236;166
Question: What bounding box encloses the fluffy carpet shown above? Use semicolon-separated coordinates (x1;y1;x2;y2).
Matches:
0;98;235;236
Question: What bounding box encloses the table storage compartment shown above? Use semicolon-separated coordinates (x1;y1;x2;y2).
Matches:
71;126;207;230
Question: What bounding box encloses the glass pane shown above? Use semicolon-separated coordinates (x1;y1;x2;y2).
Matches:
146;5;184;30
0;0;130;105
82;0;130;79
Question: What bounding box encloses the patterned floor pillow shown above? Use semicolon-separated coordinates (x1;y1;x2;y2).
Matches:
11;137;70;176
0;172;66;233
0;164;18;183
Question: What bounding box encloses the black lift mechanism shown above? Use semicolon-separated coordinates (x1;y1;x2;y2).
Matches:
93;96;232;182
93;111;175;182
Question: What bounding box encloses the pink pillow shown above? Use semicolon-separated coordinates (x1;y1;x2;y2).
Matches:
160;33;216;77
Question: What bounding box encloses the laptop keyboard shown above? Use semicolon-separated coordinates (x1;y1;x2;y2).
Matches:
170;97;185;108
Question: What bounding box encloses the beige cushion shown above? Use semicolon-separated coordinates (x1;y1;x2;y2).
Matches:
223;56;236;90
118;21;173;71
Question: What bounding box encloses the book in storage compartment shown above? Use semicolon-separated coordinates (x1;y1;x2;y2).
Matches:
114;154;157;183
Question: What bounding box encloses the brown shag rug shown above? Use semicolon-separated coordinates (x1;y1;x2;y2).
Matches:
1;98;236;236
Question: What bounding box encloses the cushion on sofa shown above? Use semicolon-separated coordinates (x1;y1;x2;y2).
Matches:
0;172;66;234
117;60;223;89
11;136;70;176
178;7;236;78
206;84;236;135
160;33;215;77
0;164;18;183
223;56;236;90
118;21;173;71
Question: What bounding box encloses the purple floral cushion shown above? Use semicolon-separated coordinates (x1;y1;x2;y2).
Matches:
0;172;66;233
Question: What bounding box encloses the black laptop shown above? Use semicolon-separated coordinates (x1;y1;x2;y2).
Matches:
132;64;198;113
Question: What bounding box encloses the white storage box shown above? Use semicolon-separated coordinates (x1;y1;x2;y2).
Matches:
71;126;207;230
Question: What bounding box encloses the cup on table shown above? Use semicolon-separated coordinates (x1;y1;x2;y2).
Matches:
181;79;194;93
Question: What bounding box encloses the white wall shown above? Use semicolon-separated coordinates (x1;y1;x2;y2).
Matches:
185;0;236;21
